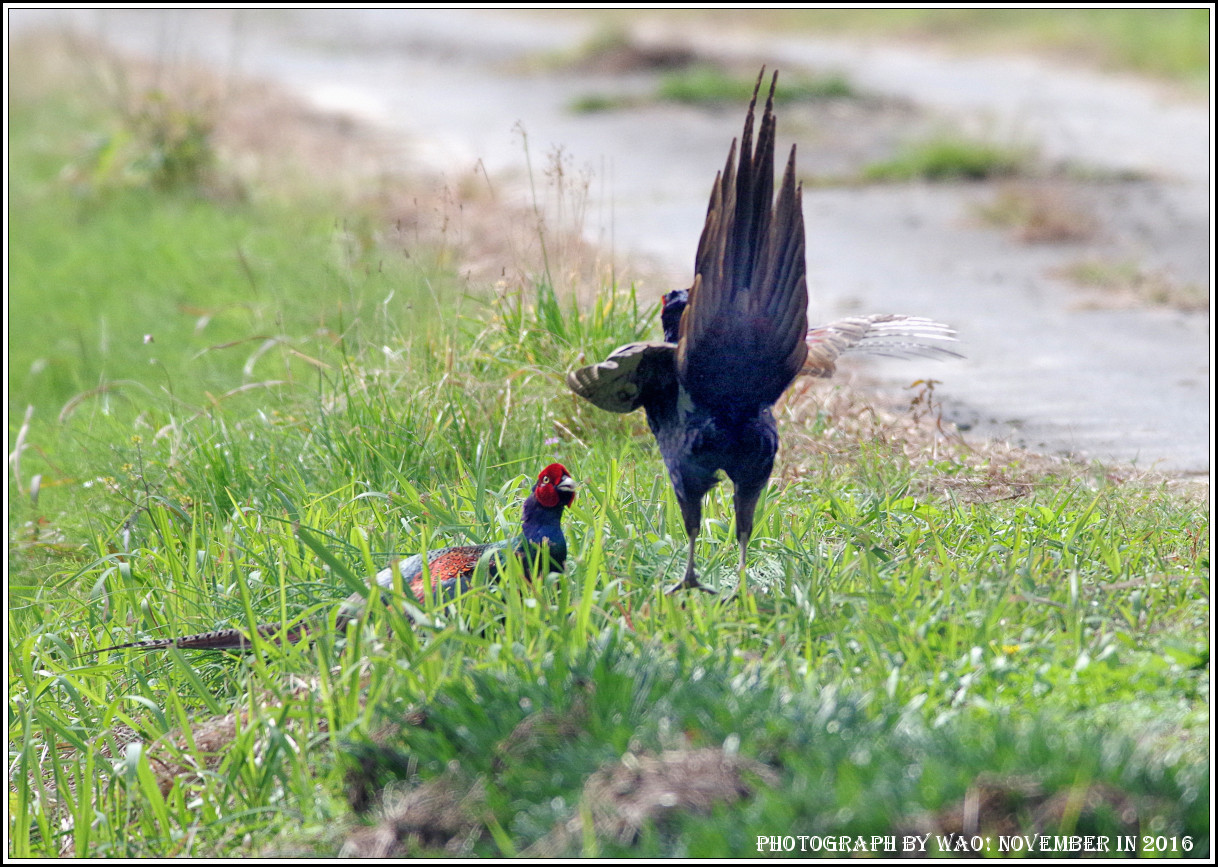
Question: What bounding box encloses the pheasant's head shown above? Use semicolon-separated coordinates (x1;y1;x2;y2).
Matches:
533;463;576;509
660;288;689;343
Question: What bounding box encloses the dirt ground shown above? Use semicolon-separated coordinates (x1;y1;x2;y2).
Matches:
9;8;1210;479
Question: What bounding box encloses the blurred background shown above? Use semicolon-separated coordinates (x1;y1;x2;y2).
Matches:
8;7;1210;474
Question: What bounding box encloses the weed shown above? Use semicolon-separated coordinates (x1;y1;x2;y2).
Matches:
975;182;1097;243
863;134;1030;182
569;93;635;114
658;64;855;105
570;65;854;115
1056;258;1208;312
53;34;223;197
561;26;699;75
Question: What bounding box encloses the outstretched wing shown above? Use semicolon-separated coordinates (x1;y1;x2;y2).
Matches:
677;69;808;419
803;315;961;377
567;341;678;413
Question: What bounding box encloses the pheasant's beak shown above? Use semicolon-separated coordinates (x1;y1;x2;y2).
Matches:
557;474;577;494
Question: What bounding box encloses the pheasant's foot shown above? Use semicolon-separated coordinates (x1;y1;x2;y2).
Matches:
665;573;717;595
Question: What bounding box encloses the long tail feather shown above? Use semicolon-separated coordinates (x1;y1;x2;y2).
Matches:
87;621;315;655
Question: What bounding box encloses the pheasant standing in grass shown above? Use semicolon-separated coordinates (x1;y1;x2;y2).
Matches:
91;464;576;653
568;70;958;594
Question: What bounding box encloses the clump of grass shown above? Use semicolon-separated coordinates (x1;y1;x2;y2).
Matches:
570;65;855;116
1056;258;1207;312
561;26;700;75
40;35;225;199
863;134;1030;182
67;89;218;195
974;182;1097;243
657;64;855;105
569;92;637;114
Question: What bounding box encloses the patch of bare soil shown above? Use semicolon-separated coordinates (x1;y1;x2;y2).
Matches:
340;694;594;856
341;679;777;859
897;773;1143;855
341;772;488;858
343;744;777;858
528;748;779;857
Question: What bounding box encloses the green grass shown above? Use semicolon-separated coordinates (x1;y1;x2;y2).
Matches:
570;66;855;115
656;66;854;105
569;92;633;114
342;640;1206;857
862;135;1030;182
8;44;1210;858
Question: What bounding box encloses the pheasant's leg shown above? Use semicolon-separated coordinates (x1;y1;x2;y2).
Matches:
733;533;757;600
732;481;764;596
667;530;715;594
666;498;715;594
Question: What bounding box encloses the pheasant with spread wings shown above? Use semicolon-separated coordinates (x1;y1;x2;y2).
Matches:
568;71;957;593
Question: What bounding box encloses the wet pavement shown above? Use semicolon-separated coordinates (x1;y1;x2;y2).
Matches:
10;8;1210;476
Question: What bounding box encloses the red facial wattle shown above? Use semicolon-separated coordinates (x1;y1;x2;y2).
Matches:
535;462;573;508
535;483;557;508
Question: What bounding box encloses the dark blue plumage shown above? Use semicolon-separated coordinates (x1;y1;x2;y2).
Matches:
569;71;959;593
571;71;805;592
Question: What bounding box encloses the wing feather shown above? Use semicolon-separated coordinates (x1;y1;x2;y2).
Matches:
803;315;961;378
567;342;678;413
676;69;808;419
